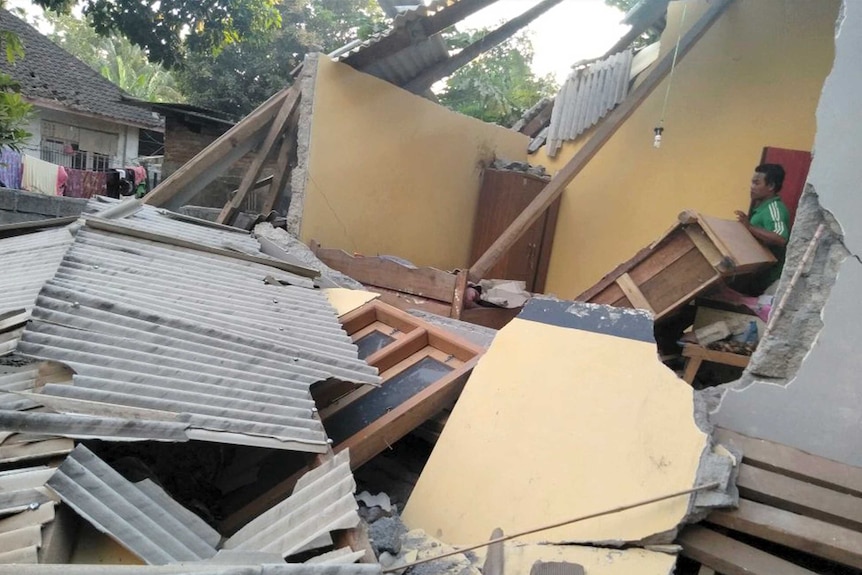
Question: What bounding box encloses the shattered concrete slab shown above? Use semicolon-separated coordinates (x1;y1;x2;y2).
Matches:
709;1;862;467
403;299;733;546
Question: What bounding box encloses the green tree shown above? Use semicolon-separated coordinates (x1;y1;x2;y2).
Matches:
0;24;32;151
175;0;385;117
437;30;557;127
33;0;282;69
43;12;184;102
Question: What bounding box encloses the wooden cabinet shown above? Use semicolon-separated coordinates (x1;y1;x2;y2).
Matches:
468;168;560;293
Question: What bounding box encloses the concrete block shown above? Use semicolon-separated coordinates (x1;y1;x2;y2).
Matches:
55;197;87;217
0;188;17;211
15;191;61;217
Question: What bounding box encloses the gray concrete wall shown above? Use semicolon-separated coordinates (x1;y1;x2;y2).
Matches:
0;188;87;224
710;2;862;466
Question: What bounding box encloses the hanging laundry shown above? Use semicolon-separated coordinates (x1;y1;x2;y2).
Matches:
57;166;68;196
82;170;106;198
129;165;146;187
22;155;62;196
63;168;85;198
0;147;23;189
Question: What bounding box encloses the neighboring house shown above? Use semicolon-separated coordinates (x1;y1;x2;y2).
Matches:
0;9;163;172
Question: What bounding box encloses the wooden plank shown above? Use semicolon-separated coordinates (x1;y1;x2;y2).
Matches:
697;214;776;273
639;249;718;317
533;195;561;294
684;225;730;271
736;463;862;531
707;499;862;569
404;0;563;93
312;245;458;302
143;87;290;208
682;344;751;369
83;217;319;278
521;101;554;137
714;428;862;498
342;0;497;69
467;0;734;283
217;87;300;224
615;273;654;313
260;111;300;215
450;271;468;320
679;525;818;575
682;355;703;385
334;358;478;470
626;228;696;285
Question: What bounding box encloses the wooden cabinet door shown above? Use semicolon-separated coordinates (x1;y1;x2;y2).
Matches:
469;169;559;292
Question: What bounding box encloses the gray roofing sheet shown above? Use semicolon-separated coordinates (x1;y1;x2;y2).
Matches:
82;198;274;262
11;227;378;451
0;479;56;564
1;564;382;574
545;49;633;157
224;450;359;558
0;227;74;318
46;444;220;565
0;10;162;128
358;35;448;87
0;465;57;520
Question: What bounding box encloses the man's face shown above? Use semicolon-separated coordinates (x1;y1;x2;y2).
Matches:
750;172;775;201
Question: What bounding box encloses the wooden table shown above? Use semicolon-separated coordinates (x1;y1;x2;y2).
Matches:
682;343;751;384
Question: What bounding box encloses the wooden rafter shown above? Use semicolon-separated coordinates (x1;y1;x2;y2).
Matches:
469;0;734;282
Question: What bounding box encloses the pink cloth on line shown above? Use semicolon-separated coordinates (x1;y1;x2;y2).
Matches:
131;165;146;186
57;166;67;196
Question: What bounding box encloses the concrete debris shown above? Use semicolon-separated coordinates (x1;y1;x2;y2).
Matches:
357;491;393;513
490;158;549;179
477;279;531;309
369;516;408;556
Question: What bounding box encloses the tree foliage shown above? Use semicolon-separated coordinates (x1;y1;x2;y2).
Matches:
32;0;282;68
43;12;184;102
437;30;557;127
174;0;385;117
0;18;32;151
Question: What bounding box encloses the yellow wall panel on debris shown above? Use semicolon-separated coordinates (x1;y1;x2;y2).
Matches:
536;0;839;298
402;317;709;545
299;57;529;271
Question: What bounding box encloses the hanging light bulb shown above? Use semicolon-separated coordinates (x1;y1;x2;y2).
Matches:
653;126;664;149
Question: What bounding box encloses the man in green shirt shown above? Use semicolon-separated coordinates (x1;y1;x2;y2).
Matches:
734;163;791;294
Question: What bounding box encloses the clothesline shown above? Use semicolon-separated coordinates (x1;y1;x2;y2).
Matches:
0;147;148;199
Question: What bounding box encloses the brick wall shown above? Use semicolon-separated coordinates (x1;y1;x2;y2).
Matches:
0;188;87;224
163;116;279;210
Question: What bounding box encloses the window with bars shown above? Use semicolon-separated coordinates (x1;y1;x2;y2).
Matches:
40;121;119;171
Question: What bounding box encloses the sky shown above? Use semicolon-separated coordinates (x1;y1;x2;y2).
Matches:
4;0;630;85
457;0;630;84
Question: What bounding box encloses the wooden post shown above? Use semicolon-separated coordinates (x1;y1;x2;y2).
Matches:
404;0;564;93
450;270;469;320
217;87;301;224
259;112;300;215
142;87;291;209
467;0;734;283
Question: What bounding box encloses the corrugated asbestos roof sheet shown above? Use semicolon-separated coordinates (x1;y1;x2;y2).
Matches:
7;224;379;451
545;49;634;157
0;366;75;466
83;197;271;261
0;464;58;563
0;227;74;318
47;444;220;565
225;450;359;558
7;563;382;574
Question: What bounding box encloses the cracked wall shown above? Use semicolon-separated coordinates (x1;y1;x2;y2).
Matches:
709;1;862;466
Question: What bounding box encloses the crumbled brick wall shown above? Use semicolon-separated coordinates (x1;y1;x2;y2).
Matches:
162;116;279;211
0;188;87;224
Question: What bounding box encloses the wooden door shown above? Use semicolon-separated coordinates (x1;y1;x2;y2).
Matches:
469;169;560;292
760;147;812;226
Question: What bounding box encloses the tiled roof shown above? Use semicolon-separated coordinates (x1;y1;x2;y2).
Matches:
0;9;163;129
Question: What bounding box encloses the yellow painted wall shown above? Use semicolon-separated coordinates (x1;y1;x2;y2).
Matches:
538;0;839;298
299;57;529;270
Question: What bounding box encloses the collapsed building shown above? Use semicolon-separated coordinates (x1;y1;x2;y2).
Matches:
1;0;861;573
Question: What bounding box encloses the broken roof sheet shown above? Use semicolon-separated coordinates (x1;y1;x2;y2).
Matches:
545;49;633;157
7;564;382;574
0;227;74;318
82;198;276;263
225;450;359;558
47;444;220;565
0;465;58;564
8;224;378;451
